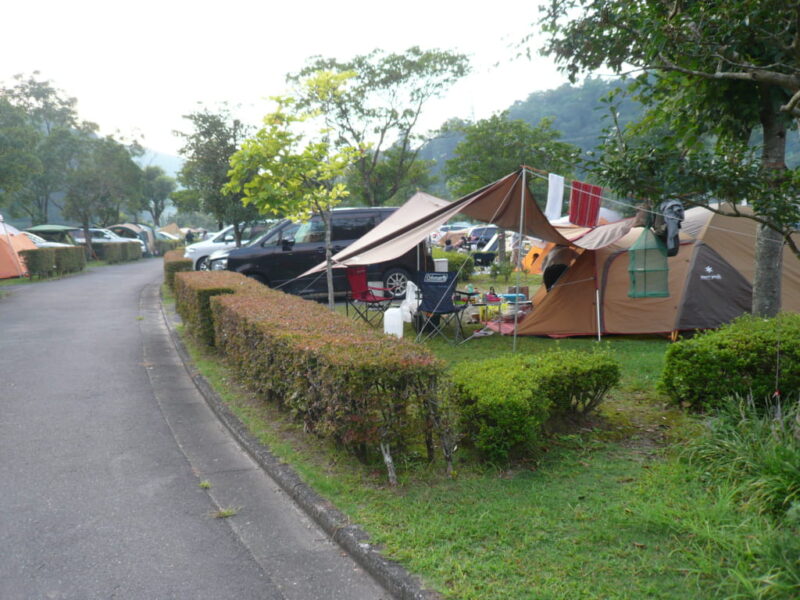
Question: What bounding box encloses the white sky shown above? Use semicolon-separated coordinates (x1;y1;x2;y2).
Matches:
2;1;568;157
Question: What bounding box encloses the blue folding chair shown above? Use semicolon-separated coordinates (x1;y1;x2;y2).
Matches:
414;272;469;344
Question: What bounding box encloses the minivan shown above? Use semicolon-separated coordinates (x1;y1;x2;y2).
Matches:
211;207;431;298
183;221;274;270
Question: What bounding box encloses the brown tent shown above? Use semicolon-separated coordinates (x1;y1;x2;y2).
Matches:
517;206;800;337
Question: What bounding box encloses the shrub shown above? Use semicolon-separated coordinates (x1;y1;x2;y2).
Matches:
450;355;551;462
684;396;800;519
120;242;142;261
660;314;800;411
163;249;192;291
53;246;85;274
432;248;475;281
531;349;621;416
19;248;55;278
211;289;445;484
93;242;123;263
174;270;267;347
156;239;181;255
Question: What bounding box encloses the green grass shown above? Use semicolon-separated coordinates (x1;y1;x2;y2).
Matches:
172;289;787;599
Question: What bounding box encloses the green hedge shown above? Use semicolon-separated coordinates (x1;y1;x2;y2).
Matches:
211;287;445;483
450;355;551;462
156;239;181;255
660;314;800;411
93;241;140;263
450;350;621;462
163;249;192;290
53;246;85;274
432;248;475;281
174;271;267;347
121;242;142;261
19;248;56;278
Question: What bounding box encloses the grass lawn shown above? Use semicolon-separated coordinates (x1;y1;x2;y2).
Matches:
173;273;787;599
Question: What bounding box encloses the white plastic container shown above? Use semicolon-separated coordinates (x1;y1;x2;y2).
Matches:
383;307;404;338
433;258;448;272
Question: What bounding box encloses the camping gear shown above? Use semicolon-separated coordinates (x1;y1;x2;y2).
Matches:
516;206;800;337
569;181;602;227
344;265;394;326
383;308;404;338
414;272;468;344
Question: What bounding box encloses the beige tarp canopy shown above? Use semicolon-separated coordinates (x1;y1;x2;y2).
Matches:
301;169;634;277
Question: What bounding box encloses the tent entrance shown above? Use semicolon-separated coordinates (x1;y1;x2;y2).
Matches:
628;228;669;298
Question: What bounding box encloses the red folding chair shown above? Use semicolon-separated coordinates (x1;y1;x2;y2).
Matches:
345;265;394;326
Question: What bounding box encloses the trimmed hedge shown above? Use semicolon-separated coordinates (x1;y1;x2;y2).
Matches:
53;246;86;274
660;314;800;411
451;355;551;462
432;248;475;281
450;349;621;462
210;287;445;483
174;271;267;347
93;241;141;263
163;249;192;290
156;239;181;255
19;248;56;278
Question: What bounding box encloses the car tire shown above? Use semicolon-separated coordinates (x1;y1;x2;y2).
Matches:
197;256;210;270
382;267;410;299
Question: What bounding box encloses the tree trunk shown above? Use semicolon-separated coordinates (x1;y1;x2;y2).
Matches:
753;86;788;317
323;209;335;310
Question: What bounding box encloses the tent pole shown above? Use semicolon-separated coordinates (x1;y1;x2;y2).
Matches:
512;169;526;353
595;288;602;342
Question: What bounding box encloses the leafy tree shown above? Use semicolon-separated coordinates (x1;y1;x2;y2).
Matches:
140;165;175;227
444;112;580;262
63;134;142;256
0;98;41;207
175;107;260;245
288;47;470;206
226;96;356;309
1;73;97;224
537;0;800;316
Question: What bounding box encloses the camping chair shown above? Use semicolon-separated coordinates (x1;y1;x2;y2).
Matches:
345;265;394;326
414;271;469;344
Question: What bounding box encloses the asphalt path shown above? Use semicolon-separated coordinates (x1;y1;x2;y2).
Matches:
0;259;389;600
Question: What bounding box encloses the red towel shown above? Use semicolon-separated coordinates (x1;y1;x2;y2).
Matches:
569;181;602;227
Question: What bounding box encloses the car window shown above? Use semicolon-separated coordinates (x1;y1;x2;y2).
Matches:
332;214;377;242
294;218;326;244
260;222;300;247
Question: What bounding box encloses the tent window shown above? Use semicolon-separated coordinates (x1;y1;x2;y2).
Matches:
628;228;669;298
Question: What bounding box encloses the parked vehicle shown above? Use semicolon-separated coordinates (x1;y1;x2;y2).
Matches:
468;225;499;249
155;231;180;242
430;221;471;243
21;231;74;248
183;221;274;270
72;228;146;252
209;207;432;299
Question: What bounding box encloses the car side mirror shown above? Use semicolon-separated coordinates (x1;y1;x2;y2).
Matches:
281;238;294;251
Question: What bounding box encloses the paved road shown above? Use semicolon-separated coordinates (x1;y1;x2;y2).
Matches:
0;259;388;600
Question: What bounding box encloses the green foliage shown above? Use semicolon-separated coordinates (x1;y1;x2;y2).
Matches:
140;165;176;227
444;112;579;199
530;349;621;416
660;314;800;410
684;396;800;519
431;247;474;281
18;247;55;278
289;47;470;206
0;98;41;204
211;288;445;482
174;270;266;347
450;355;551;462
155;238;181;256
53;246;85;274
163;249;192;290
489;259;514;282
91;242;140;264
175;107;260;241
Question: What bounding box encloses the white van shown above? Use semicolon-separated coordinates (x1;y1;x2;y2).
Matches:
183;221;273;270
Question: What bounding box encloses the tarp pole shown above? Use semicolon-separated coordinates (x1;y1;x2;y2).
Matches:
595;288;602;342
512;169;526;353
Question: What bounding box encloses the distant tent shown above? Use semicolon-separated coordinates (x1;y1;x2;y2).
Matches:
158;222;182;237
1;222;37;279
515;206;800;337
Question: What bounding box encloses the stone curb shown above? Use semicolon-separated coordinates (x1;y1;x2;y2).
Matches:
158;290;439;600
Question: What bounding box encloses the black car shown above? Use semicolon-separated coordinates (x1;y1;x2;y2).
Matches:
212;207;431;299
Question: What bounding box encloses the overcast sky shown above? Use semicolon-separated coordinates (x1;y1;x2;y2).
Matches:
3;1;569;157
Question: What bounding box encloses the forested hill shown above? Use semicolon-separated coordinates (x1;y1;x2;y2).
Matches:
418;77;643;196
